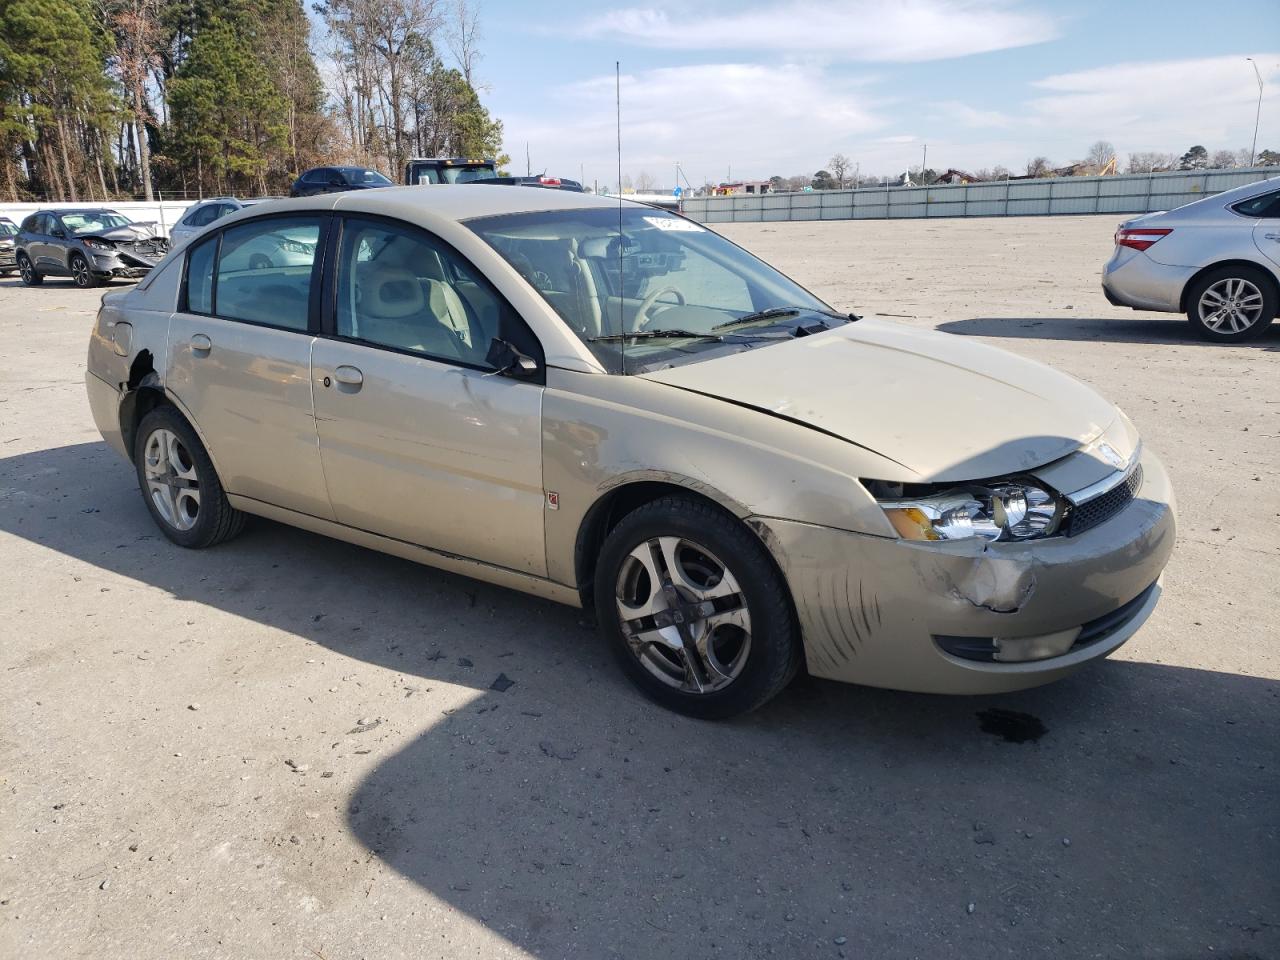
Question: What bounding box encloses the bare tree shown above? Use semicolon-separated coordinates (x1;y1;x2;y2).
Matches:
1085;140;1116;172
1126;151;1176;173
107;0;165;200
634;170;656;192
446;0;483;88
1025;156;1051;178
322;0;445;177
828;152;851;188
1210;149;1237;169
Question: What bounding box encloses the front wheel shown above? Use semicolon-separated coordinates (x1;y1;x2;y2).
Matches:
1186;266;1276;342
594;496;800;719
134;406;245;548
70;252;99;288
17;254;42;286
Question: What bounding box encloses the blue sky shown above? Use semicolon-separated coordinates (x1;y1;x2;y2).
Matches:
393;1;1280;188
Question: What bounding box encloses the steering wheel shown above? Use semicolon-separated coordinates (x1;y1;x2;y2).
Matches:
635;286;686;330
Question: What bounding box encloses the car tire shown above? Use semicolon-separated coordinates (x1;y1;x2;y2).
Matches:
70;252;99;288
594;496;800;719
134;406;246;549
249;253;272;270
1186;265;1277;342
17;254;42;286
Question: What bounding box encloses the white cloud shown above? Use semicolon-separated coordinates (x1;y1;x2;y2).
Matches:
577;0;1057;62
934;101;1013;129
502;62;888;185
1026;54;1280;152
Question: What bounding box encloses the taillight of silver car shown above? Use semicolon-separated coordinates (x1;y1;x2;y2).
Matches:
1115;227;1172;251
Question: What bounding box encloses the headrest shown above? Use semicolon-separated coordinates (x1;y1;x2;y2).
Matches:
363;267;424;319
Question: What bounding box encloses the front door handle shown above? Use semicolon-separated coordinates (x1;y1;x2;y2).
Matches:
333;365;363;389
190;333;212;353
1263;233;1280;242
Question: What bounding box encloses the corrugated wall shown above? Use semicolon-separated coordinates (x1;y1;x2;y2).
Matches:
680;168;1278;224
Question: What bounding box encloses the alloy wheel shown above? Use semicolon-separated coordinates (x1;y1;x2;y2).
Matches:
1197;277;1265;334
143;428;201;531
72;256;92;288
615;535;752;694
18;257;33;283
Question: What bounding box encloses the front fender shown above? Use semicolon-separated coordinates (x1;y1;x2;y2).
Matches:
541;369;903;587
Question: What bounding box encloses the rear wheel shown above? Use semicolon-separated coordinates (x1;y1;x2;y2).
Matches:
17;254;42;286
70;252;99;288
1186;265;1276;342
594;496;800;719
134;406;245;549
249;253;272;270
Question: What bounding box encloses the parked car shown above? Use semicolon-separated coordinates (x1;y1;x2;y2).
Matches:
16;208;168;288
1102;175;1280;342
168;197;283;249
289;166;393;197
86;187;1174;718
0;216;18;275
403;156;584;191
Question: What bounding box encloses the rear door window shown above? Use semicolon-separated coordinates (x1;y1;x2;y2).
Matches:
184;235;217;314
212;216;324;330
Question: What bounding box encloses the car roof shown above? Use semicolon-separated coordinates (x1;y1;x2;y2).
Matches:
328;183;644;222
38;208;122;216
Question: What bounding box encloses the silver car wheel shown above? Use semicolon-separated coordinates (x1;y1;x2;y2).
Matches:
615;536;752;694
1198;277;1265;334
72;255;92;287
143;428;202;531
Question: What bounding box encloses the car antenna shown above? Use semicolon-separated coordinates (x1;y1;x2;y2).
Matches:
616;60;626;373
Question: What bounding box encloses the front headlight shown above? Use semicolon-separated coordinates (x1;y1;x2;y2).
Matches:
878;481;1064;542
82;237;114;251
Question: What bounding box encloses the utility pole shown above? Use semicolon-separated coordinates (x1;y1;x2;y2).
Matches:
1247;58;1264;166
526;142;530;177
921;144;927;183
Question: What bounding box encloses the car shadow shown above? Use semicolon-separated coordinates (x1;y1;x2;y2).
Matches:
937;315;1280;351
3;441;1277;958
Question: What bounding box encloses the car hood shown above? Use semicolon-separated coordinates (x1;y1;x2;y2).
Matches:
637;318;1118;482
87;223;161;242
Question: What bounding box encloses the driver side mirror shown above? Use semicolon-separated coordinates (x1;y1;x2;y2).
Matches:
51;228;65;238
485;338;539;380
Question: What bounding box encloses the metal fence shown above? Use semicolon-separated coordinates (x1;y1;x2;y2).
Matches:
680;168;1279;224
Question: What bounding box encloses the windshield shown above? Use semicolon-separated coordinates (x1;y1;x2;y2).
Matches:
348;168;392;186
61;212;133;235
467;206;837;373
0;221;16;237
409;162;497;184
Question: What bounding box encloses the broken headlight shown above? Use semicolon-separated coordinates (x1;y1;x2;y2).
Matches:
875;481;1064;542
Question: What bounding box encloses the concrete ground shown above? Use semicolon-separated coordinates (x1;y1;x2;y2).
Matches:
1;215;1277;960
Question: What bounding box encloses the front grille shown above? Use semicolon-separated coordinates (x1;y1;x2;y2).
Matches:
119;239;167;259
1063;464;1143;536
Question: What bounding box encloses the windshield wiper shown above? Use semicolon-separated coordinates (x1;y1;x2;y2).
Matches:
713;306;857;332
587;329;722;343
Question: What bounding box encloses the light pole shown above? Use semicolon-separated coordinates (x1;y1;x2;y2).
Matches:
922;143;927;182
1247;58;1263;166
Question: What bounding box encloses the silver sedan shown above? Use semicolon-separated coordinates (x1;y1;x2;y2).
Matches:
1102;175;1280;341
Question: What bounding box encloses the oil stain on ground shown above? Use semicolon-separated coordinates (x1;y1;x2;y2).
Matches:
977;708;1047;743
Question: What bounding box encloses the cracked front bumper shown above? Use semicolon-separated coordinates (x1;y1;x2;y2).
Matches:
752;446;1176;695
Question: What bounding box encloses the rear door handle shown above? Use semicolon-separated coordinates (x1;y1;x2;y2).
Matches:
333;365;363;389
190;333;212;353
1263;233;1280;241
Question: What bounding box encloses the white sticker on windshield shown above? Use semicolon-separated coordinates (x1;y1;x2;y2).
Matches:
643;216;704;232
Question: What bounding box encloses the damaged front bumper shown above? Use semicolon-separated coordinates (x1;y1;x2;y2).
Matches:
751;445;1176;695
88;245;165;278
